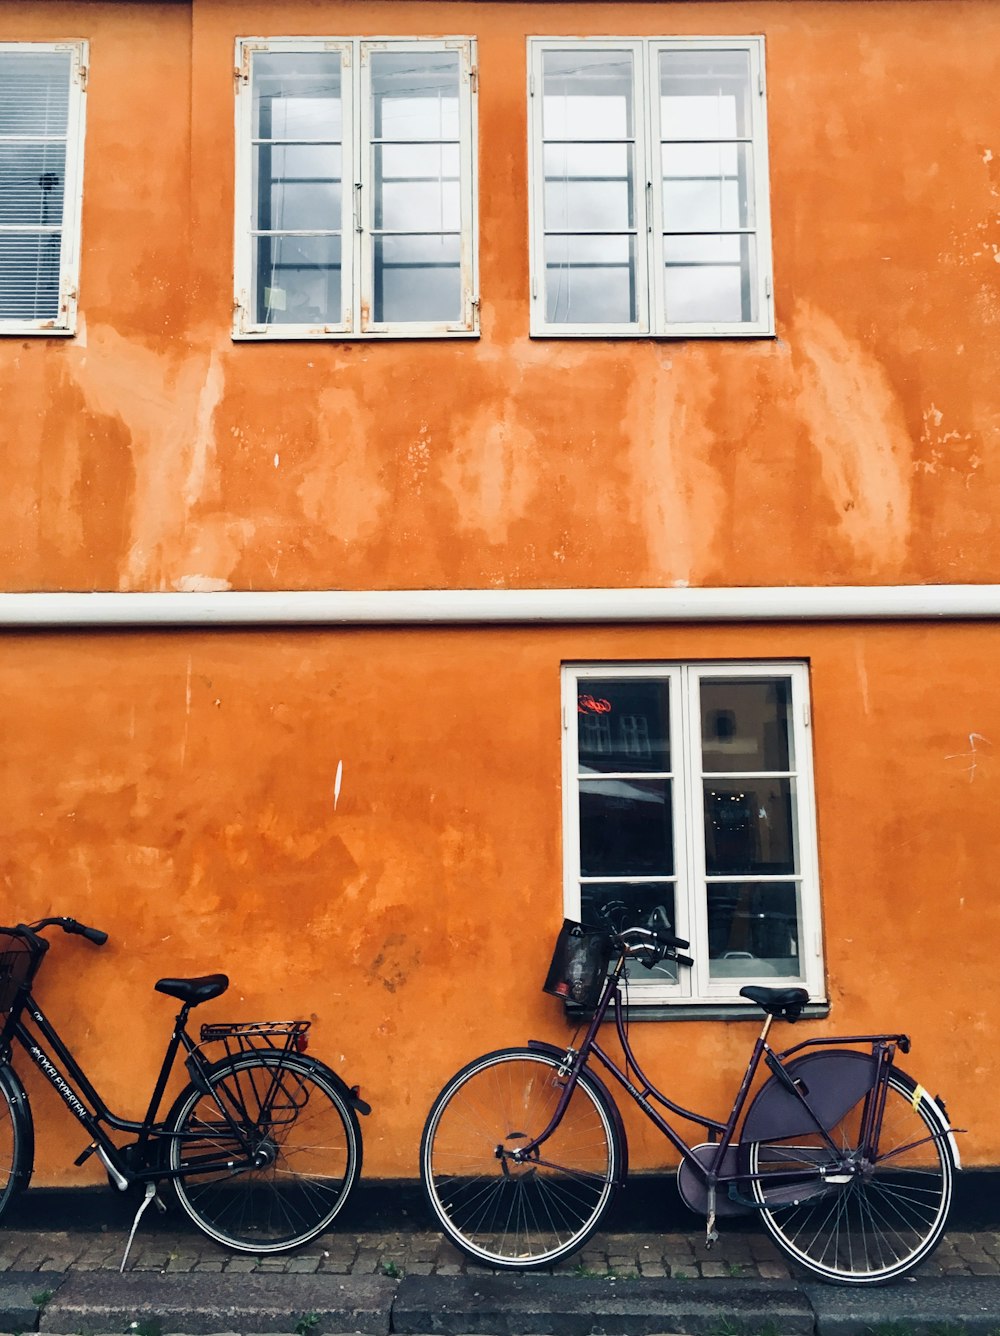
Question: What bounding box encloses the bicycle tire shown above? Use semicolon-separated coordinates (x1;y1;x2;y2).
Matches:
420;1046;624;1270
167;1051;362;1252
749;1067;954;1284
0;1064;32;1222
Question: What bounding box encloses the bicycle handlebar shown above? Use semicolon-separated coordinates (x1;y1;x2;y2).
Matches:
586;897;694;970
26;916;108;946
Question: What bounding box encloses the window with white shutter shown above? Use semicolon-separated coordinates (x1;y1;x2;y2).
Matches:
0;42;87;335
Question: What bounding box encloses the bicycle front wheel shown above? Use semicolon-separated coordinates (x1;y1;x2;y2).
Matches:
420;1047;623;1270
749;1068;954;1284
168;1052;361;1252
0;1064;32;1222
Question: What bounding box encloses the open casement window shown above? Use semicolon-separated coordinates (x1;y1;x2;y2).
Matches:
528;37;773;338
562;663;823;1007
0;42;87;335
234;37;478;339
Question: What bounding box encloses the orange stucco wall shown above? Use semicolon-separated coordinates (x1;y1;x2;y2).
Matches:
1;0;998;592
1;0;998;1183
2;621;998;1181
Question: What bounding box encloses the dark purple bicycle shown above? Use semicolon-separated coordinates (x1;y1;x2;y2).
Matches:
420;912;960;1285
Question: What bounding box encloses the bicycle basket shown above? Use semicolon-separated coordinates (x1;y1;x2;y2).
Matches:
543;920;613;1010
0;928;45;1036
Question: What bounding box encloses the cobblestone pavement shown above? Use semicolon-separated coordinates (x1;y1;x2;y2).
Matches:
1;1224;1000;1279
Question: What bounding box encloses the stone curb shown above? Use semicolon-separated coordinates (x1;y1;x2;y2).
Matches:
1;1270;999;1336
392;1274;814;1335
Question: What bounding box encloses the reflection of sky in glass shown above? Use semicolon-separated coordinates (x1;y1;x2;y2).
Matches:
659;50;751;140
375;144;460;230
255;144;342;232
253;53;342;140
541;52;637;323
658;50;756;324
542;51;633;139
254;234;342;324
372;52;460;141
374;234;460;321
370;54;462;322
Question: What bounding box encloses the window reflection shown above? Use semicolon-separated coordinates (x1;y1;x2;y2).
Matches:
542;50;638;324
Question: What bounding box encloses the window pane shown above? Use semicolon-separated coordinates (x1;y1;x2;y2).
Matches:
0;230;60;319
254;143;342;231
374;143;460;231
707;881;801;979
0;141;66;226
661;143;752;231
544;143;635;231
253;234;341;324
703;779;796;876
663;234;756;323
0;50;70;135
545;234;637;324
659;49;752;141
252;53;342;141
373;233;461;322
580;778;673;876
371;50;460;141
700;678;792;773
577;678;670;774
581;881;680;983
542;50;634;140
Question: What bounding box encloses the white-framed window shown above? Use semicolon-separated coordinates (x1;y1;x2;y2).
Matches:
562;663;823;1007
234;37;478;339
0;41;87;335
528;37;772;338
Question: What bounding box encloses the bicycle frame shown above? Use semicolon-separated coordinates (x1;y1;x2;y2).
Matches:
517;954;911;1228
7;986;264;1187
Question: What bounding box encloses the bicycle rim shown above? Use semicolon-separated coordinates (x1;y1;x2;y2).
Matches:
0;1070;27;1217
169;1053;361;1252
421;1048;621;1269
750;1069;953;1283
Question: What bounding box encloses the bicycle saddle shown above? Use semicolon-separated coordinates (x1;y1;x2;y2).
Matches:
740;985;809;1020
154;974;229;1004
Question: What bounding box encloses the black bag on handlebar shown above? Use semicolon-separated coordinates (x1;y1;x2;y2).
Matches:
543;920;613;1010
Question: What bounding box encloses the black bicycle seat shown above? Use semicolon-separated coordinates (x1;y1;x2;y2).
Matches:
154;974;229;1005
740;985;809;1020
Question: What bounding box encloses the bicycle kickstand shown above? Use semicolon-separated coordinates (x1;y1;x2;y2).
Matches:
705;1186;719;1249
120;1182;167;1274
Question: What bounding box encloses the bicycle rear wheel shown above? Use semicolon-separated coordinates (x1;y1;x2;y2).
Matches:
168;1052;361;1252
420;1047;623;1270
749;1068;953;1283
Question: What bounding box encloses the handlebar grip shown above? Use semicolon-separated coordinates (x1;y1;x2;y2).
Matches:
63;918;108;946
674;952;695;969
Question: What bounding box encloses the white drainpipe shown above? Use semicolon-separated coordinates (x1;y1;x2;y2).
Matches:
0;585;997;627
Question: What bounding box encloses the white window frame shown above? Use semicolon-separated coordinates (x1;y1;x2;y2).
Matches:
528;36;773;339
0;40;87;336
561;662;824;1007
234;36;479;340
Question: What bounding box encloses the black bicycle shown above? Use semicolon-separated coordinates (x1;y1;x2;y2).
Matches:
0;917;370;1260
420;910;961;1285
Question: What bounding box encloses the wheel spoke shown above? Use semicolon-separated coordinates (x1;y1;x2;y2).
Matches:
421;1049;620;1269
751;1070;952;1283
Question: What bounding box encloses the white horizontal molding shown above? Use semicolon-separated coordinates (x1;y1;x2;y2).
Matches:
0;585;999;628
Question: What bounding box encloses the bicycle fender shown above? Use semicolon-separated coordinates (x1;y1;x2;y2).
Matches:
526;1039;629;1181
892;1070;962;1170
741;1049;878;1143
0;1062;34;1194
296;1057;372;1117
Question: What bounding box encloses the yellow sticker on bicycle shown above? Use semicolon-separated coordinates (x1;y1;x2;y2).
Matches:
912;1084;925;1111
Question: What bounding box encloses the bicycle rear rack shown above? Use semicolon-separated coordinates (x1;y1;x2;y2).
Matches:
199;1020;311;1059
